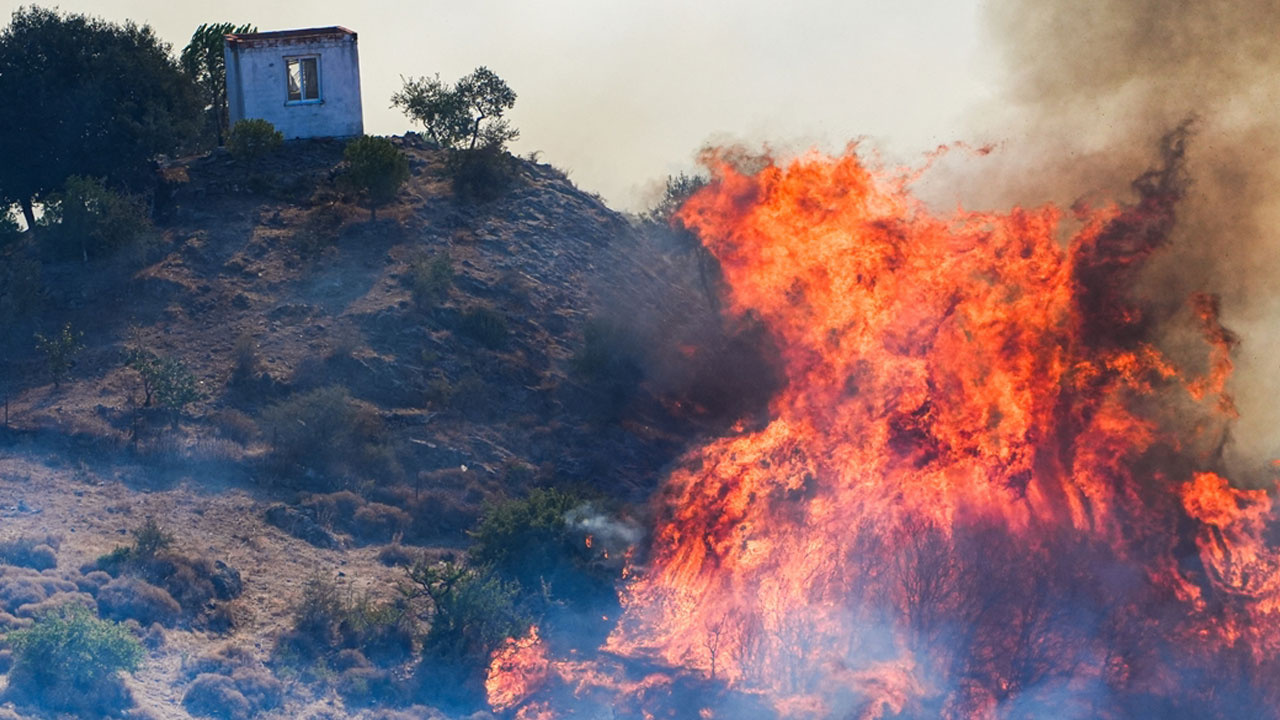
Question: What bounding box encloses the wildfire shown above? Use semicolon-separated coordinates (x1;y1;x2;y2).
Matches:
488;131;1280;718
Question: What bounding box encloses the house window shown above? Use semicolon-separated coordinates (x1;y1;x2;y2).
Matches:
286;57;320;103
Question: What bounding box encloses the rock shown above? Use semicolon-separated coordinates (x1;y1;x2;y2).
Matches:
210;560;243;600
264;504;340;549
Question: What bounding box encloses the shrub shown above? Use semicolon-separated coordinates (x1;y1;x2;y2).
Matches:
457;306;508;349
469;488;621;644
353;502;412;542
227;118;283;165
278;575;414;667
342;135;410;221
33;321;83;387
260;385;392;484
0;535;59;570
41;175;152;261
132;517;175;559
212;408;259;444
183;674;252;720
405;251;453;308
448;142;515;201
96;576;182;626
7;604;143;711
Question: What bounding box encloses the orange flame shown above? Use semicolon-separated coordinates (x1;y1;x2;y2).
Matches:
494;142;1280;718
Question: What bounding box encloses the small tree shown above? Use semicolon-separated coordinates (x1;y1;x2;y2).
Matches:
227;118;283;166
342;136;410;221
125;347;204;411
34;322;83;387
392;66;518;152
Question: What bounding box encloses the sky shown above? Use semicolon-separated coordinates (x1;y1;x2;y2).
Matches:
0;0;998;211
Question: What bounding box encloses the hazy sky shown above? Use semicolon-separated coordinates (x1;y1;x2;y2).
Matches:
0;1;998;211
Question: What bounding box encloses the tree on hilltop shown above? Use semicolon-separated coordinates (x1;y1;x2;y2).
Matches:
392;66;518;152
181;21;256;146
0;7;201;230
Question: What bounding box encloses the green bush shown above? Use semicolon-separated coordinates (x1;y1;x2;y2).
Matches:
41;175;151;261
468;488;621;648
342;135;410;220
34;321;83;387
457;306;508;349
227;118;283;165
7;604;144;704
470;488;588;589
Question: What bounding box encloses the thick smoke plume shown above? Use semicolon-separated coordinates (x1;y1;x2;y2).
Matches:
970;0;1280;479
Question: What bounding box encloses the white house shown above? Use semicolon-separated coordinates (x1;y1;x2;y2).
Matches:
224;27;364;140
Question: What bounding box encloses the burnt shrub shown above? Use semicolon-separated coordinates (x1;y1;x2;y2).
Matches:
353;502;412;542
276;575;415;672
0;535;59;570
182;662;282;720
96;576;182;626
6;604;143;714
93;520;242;626
260;385;396;485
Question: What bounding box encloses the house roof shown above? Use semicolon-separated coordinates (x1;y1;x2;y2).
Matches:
225;26;356;46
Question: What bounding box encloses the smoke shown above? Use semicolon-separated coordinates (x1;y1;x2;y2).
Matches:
961;0;1280;480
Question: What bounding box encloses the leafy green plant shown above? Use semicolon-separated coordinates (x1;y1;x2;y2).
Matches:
227;118;283;165
126;346;205;411
8;604;144;695
34;321;83;387
342;135;410;221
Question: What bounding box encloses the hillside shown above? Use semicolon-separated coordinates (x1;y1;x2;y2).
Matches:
0;137;777;720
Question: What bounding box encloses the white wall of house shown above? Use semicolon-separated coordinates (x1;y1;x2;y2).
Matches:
225;28;364;140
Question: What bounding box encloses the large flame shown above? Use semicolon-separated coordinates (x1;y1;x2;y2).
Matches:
491;134;1280;718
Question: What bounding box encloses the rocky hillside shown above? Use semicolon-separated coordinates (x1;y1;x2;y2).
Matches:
0;136;777;720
